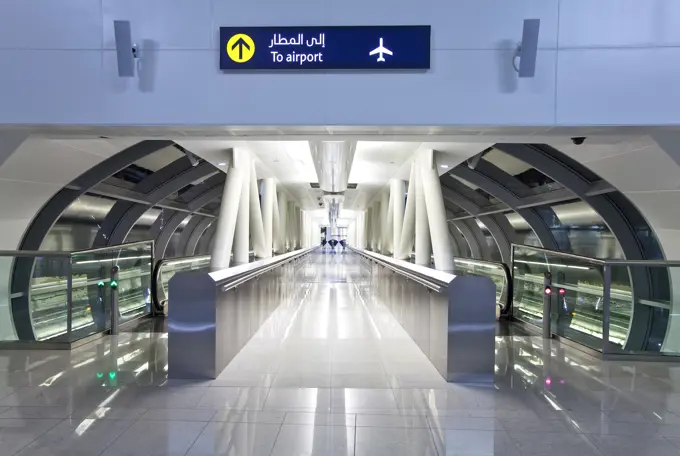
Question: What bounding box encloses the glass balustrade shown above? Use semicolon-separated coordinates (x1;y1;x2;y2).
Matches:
153;255;211;313
512;244;680;357
0;241;154;344
452;257;510;311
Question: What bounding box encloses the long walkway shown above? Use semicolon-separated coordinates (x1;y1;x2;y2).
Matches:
0;253;680;455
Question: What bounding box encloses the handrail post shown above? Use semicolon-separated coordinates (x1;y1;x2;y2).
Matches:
66;257;73;340
543;272;552;339
602;264;611;353
110;265;120;335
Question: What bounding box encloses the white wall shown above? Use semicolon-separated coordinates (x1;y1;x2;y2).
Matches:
0;0;678;126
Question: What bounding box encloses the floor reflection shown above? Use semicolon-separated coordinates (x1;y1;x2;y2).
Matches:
1;252;680;454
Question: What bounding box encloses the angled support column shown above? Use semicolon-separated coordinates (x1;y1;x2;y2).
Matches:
278;191;288;252
415;157;431;266
398;162;417;260
249;162;266;258
390;179;405;258
420;152;454;271
272;187;281;253
261;178;276;257
366;207;373;250
210;168;244;270
232;150;251;265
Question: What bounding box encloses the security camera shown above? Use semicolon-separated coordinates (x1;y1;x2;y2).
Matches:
571;137;586;145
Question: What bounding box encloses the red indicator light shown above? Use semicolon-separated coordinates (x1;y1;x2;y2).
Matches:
558;288;566;295
544;287;552;295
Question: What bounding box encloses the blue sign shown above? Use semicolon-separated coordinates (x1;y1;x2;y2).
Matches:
219;26;430;70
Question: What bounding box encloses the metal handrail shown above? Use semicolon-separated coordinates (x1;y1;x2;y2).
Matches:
351;247;447;293
220;247;316;292
511;244;606;265
73;240;155;255
512;243;680;267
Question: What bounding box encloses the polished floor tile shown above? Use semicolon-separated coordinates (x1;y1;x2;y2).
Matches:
185;422;281;456
355;427;438;456
100;420;208;456
4;252;680;455
14;418;134;456
270;424;355;456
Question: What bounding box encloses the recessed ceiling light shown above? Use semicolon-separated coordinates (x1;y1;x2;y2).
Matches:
440;164;449;168
218;162;226;166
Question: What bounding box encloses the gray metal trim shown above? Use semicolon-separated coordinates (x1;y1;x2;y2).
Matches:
496;143;668;352
183;218;213;256
92;159;217;247
155;212;190;259
450;160;571;251
447;220;470;258
452;220;485;259
11;140;172;341
439;175;517;263
479;214;516;264
86;182;215;218
197;222;218;255
155;178;225;259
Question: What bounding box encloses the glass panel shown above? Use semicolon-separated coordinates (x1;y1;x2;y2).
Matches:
512;246;620;351
110;243;154;324
70;250;115;340
453;258;509;310
605;264;672;355
26;255;72;341
156;256;211;311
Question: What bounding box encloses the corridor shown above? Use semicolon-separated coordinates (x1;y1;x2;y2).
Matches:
0;253;680;455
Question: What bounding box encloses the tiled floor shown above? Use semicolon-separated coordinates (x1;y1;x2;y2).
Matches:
1;252;680;455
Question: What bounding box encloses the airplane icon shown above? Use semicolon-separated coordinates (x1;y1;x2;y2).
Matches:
369;38;392;62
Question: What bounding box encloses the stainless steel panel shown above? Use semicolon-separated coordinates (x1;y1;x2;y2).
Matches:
168;249;313;379
353;248;496;383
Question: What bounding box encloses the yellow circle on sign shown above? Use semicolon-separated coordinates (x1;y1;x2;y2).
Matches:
226;34;255;63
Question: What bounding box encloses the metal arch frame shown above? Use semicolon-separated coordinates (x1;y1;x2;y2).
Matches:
439;174;518;263
450;160;572;252
183;217;214;256
92;159;218;248
495;142;668;351
154;176;226;259
10;140;173;341
447;220;470;257
196;222;218;255
452;219;488;259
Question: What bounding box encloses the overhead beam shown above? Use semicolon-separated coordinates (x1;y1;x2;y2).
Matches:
92;159;218;247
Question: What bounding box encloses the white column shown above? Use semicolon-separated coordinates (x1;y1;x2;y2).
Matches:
294;206;302;249
415;154;432;266
380;191;389;253
261;178;275;258
286;201;295;250
372;201;381;251
210;168;244;270
421;151;455;272
278;191;288;252
399;162;417;260
272;187;281;254
232;150;251;265
366;207;373;250
249;163;267;258
390;179;406;258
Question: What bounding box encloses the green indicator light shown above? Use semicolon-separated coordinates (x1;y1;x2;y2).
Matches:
97;281;105;288
96;373;104;378
109;371;117;379
110;280;118;289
